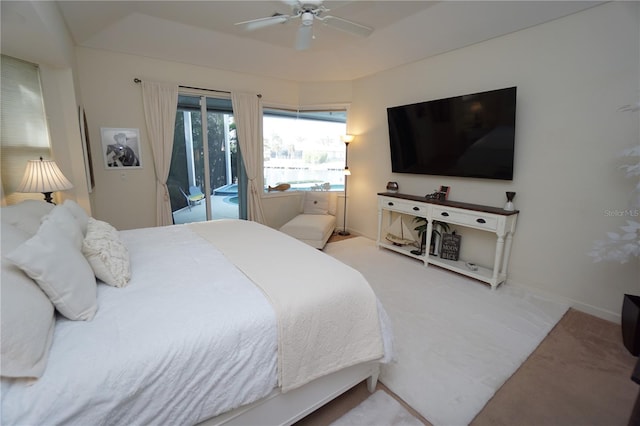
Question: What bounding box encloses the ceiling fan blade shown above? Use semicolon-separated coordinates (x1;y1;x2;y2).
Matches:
322;15;373;37
235;15;289;31
295;25;313;50
280;0;300;8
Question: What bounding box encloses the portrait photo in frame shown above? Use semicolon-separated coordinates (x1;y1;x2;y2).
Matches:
100;128;142;169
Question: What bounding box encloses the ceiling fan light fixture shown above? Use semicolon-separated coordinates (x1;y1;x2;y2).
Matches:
301;11;314;26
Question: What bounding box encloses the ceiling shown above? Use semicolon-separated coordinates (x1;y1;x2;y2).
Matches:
14;1;605;83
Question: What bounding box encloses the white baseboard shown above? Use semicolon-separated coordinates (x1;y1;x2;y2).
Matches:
506;280;621;324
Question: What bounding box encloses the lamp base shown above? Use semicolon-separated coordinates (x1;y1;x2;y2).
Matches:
337;230;351;236
42;192;54;204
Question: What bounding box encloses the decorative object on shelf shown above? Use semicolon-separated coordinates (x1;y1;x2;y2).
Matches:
267;183;291;192
425;190;446;201
622;294;640;356
413;217;450;255
101;127;142;169
16;157;74;204
504;191;516;211
439;186;450;200
338;134;354;236
386;181;399;193
386;215;418;247
440;232;461;261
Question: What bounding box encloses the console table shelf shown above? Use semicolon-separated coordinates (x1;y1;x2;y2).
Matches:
376;192;519;289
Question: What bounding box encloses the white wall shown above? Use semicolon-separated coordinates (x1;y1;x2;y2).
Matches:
1;1;91;213
75;47;302;230
348;2;639;321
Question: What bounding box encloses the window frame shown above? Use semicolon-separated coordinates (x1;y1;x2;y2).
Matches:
261;102;350;196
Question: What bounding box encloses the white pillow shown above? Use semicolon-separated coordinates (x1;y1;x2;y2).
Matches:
42;205;84;248
0;200;54;236
303;192;330;215
6;217;98;321
62;199;90;236
1;222;56;379
82;218;131;288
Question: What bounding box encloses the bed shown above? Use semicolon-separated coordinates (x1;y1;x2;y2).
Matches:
0;200;392;425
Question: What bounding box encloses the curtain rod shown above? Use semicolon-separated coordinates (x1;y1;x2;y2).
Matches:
133;78;261;98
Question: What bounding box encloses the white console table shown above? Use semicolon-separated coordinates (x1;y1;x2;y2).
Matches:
377;193;518;289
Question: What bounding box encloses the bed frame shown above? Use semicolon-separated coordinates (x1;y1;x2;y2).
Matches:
200;361;380;426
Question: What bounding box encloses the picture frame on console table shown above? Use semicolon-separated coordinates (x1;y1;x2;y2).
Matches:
439;186;450;200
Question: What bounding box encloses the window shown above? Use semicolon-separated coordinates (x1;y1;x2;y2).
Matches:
0;55;51;205
263;108;347;192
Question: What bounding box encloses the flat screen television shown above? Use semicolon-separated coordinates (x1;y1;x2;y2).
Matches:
387;87;517;180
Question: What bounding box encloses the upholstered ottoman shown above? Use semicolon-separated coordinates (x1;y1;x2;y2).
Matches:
278;191;337;249
279;214;336;249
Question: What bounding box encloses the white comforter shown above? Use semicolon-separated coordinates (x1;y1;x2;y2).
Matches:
2;224;278;425
2;221;391;426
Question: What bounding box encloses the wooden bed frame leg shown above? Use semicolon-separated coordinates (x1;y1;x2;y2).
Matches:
366;371;379;393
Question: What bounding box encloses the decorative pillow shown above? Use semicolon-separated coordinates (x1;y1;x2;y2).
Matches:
61;199;90;236
6;217;98;321
42;205;84;248
0;200;54;236
1;222;56;379
303;192;330;215
82;218;131;288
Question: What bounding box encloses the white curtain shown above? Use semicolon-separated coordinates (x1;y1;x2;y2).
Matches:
231;92;266;224
141;81;178;226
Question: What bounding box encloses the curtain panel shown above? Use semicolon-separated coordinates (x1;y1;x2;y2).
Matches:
231;92;266;224
141;81;178;226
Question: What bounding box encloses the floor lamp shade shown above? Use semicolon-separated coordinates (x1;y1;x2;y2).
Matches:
16;157;74;203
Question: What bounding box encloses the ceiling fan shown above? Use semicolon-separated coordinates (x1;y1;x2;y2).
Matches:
234;0;374;51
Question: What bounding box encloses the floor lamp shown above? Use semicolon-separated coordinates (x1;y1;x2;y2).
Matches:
338;135;354;236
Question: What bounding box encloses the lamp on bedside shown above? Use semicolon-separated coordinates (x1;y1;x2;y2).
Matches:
16;157;74;203
338;134;354;236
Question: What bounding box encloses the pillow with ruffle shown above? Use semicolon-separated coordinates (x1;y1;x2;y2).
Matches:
82;218;131;288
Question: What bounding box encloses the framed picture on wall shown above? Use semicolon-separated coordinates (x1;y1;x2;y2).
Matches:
78;106;95;192
100;127;142;169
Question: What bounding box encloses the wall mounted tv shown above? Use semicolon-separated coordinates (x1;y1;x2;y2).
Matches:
387;86;517;180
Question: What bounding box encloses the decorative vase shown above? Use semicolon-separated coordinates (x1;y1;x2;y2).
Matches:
504;191;516;211
386;181;399;193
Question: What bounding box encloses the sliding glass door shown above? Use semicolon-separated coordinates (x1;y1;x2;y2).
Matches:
168;95;246;224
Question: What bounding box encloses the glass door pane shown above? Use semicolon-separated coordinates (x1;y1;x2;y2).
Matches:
169;95;243;224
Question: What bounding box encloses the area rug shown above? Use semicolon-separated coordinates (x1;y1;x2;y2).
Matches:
325;237;568;426
330;390;424;426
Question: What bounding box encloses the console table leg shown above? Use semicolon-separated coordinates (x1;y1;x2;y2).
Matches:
492;233;505;289
501;232;514;276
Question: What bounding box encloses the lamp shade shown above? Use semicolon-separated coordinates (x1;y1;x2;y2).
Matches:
16;157;73;194
341;134;355;143
344;167;351;176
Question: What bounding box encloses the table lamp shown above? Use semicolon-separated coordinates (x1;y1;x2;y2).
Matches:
16;157;74;203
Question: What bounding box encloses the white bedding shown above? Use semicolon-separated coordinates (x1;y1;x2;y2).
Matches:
2;220;392;426
2;224;278;425
190;220;385;392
